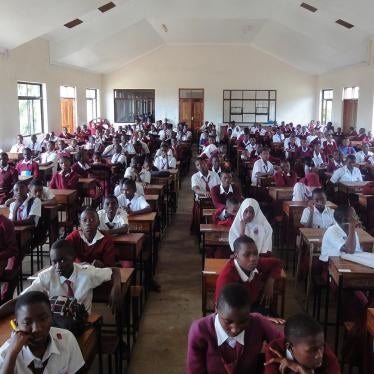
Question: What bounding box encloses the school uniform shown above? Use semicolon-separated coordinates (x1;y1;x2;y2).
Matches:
284;137;301;149
330;165;363;183
9;197;41;226
272;171;297;187
292;182;312;201
154;155;177;170
300;206;335;228
66;229;116;267
323;140;337;156
49;170;79;190
140;169;151;184
201;144;218;159
212;208;235;226
187;313;282;374
110;153;127;165
22;262;112;312
102;144;117;157
191;171;220;194
0;165;18;203
338;146;356;157
72;161;91;177
297;146;312;159
251;158;274;186
9;144;25;153
355;150;373;163
285;144;298;160
272;133;284;143
98;209;128;231
40;151;58;173
210;184;241;210
312;152;326;167
34;187;55;202
65;145;80;153
264;337;341;374
27;141;42;155
117;193;150;212
59;132;73;139
114;183;144;197
327;159;344;173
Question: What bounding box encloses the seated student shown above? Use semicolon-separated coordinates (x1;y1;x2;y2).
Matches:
229;198;273;254
9;134;25;154
187;283;283;374
16;148;39;178
215;236;282;315
264;313;340;374
9;182;41;227
27;134;42;157
56;139;69;157
300;188;335;228
210;156;222;176
154;144;177;170
322;133;337;156
292;172;321;201
64;138;80;154
117;179;151;216
72;150;91;177
49;156;79;190
66;208;116;267
191;158;220;197
114;177;144;197
92;151;108;166
98;195;129;235
272;128;284;143
330;154;363;183
355;143;373;163
102;136;121;157
0;291;85;373
251;148;274;186
326;150;344;173
297;138;312;159
110;144;127;166
212;196;240;227
38;141;58;173
59;126;73;139
311;144;326;168
338;138;356;157
139;158;152;185
210;170;242;210
273;160;297;187
200;135;219;159
0;153;18;204
284;136;299;161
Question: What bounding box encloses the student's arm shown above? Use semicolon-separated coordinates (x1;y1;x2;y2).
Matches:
186;321;208;374
49;174;58;189
129;205;152;215
0;218;17;262
210;187;225;210
300;204;314;228
108;268;122;315
259;257;283;306
330;168;341;184
101;224;129;236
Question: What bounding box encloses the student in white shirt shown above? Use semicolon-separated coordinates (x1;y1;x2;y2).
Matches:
117;179;151;215
64;139;80;154
200;136;219;159
251;148;274;186
0;291;85;373
102;136;121;157
330;155;363;184
300;188;335;228
9;182;41;227
27;134;41;156
9;135;25;154
355;144;373;163
311;144;326;168
38;141;58;173
154;144;177;170
191;158;220;197
98;195;128;235
272;129;284;143
110;144;127;166
319;206;361;262
139;159;152;184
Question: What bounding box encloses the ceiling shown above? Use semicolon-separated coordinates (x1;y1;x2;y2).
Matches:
1;0;373;74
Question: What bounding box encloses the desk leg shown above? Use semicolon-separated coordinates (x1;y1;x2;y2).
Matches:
202;233;206;270
334;279;342;353
305;243;314;312
324;274;330;338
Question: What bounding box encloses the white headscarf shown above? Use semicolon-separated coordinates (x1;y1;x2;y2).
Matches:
228;198;272;254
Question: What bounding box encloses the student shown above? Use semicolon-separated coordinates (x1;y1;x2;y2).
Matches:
251;148;274;186
16;148;39;178
264;313;340;374
210;156;222;175
38;141;58;173
117;179;151;215
330;154;363;183
229;198;273;254
139;159;152;184
187;283;283;374
49;156;79;190
27;134;42;156
311;144;326;168
0;153;18;204
102;136;121;157
191;158;220;197
200;136;219;159
0;291;85;373
319;206;361;263
154;144;177;170
355;143;373;163
300;188;335;228
9;182;41;227
98;195;129;235
297;138;312;159
272;129;284;143
326;150;344;173
292;173;321;202
110;144;127;166
66;208;116;267
215;236;282;314
72;150;91;177
322;133;337;156
64;138;80;154
210;170;242;210
212;196;240;227
28;179;56;205
59;126;73;139
273;161;297;187
9;135;25;154
338;138;355;157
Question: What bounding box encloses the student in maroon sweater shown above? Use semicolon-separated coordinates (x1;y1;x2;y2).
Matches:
66;208;116;267
49;156;79;190
212;197;240;227
273;161;297;187
210;170;242;210
187;283;283;374
215;236;283;315
0;153;18;204
16;148;39;178
264;313;340;374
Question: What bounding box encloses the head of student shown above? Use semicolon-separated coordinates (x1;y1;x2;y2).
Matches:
261;147;270;161
220;170;233;188
333;205;356;230
284;313;325;370
112;136;120;146
312;188;326;212
71;138;78;147
50;239;75;278
93;151;102;164
122;179;136;200
211;156;220;171
15;291;52;348
22;147;32;161
13;181;28;200
216;283;251;337
195;158;208;174
332;150;341;162
46;141;55;152
59;155;72;172
233;235;258;273
17;134;24;145
28;179;44;199
345;154;356;170
75;149;89;164
103;195;119;220
31;134;37;143
0;152;9;167
280;160;291;173
362;143;369;155
80;207;100;237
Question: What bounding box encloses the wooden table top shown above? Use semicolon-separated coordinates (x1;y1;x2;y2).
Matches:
283;200;337;216
50;188;77;196
39;165;53;171
78;177;96;184
144;194;159;201
18;175;33;182
203;258;228;274
268;187;294;201
112;233;145;245
339;181;370;187
200;224;230;233
128;212;157;221
202;209;216;217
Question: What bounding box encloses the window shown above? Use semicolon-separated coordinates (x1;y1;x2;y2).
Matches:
114;89;155;123
343;86;359;100
223;90;276;124
17;82;45;136
320;89;333;124
86;88;99;122
60;86;77;133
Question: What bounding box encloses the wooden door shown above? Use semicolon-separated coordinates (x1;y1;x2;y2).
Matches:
179;98;204;133
342;99;358;133
60;98;75;133
179;99;192;127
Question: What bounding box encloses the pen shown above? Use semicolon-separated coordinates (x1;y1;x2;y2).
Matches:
10;320;17;331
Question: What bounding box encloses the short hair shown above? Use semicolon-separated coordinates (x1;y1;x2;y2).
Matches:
261;147;270;153
312;188;325;196
233;235;256;253
80;207;99;220
346;154;356;162
0;152;8;159
333;205;350;224
103;194;118;204
23;147;31;154
15;291;51;314
226;196;240;206
285;314;323;343
217;283;251;312
51;239;75;257
29;178;43;188
123;178;136;191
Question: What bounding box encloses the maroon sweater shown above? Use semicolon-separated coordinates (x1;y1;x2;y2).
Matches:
49;171;79;190
210;184;242;210
187;313;283;374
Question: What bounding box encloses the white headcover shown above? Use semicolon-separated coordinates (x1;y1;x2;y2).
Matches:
228;198;272;254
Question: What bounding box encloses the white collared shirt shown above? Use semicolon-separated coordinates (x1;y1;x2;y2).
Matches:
9;144;25;153
219;184;234;195
214;314;245;347
272;134;284;143
111;153;127;165
201;144;218;159
356;150;373;163
292;182;312;202
27;142;41;152
40;151;58;172
78;230;104;246
312;152;324;167
77;161;90;171
233;259;259;282
117;193;149;212
300;206;335;228
320;223;362;262
98;208;128;230
0;327;84;373
191;171;220;192
9;197;41;226
154;155;177;170
330;166;363;183
251;158;274;185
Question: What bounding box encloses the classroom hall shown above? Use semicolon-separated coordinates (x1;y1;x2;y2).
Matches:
1;0;374;373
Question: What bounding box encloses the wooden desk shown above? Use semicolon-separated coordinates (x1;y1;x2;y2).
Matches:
42;204;59;247
39;165;53;183
338;181;370;194
6;153;21;162
202;208;216;224
78;178;96;199
144;184;166;230
268;187;294;201
326;257;374;352
50;189;77;227
365;308;374;374
144;194;159;212
357;193;374;231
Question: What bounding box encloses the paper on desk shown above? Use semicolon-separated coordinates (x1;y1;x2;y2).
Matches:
338;269;351;273
341;253;374;269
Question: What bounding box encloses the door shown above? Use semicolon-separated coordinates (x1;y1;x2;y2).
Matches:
60;98;75;133
179;89;204;134
342;99;358;133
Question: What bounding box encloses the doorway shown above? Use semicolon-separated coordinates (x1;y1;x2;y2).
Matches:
60;86;77;133
342;87;359;133
179;89;204;137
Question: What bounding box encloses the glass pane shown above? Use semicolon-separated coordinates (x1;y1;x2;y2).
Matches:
223;90;230;99
243;100;255;113
269;91;276;100
256;114;269;123
27;84;41;97
243;114;256;123
191;90;203;99
326;101;332;122
243;91;255;100
256;91;269;100
17;83;28;96
60;86;76;98
180;89;190;98
269;101;276;122
231;91;242;100
231;100;242;114
353;87;359;99
256;101;269;114
223;100;230;122
231;114;242;122
86;89;96;99
18;99;42;136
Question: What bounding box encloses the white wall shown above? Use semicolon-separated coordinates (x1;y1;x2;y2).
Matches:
103;44;317;127
316;64;374;132
0;38;102;150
